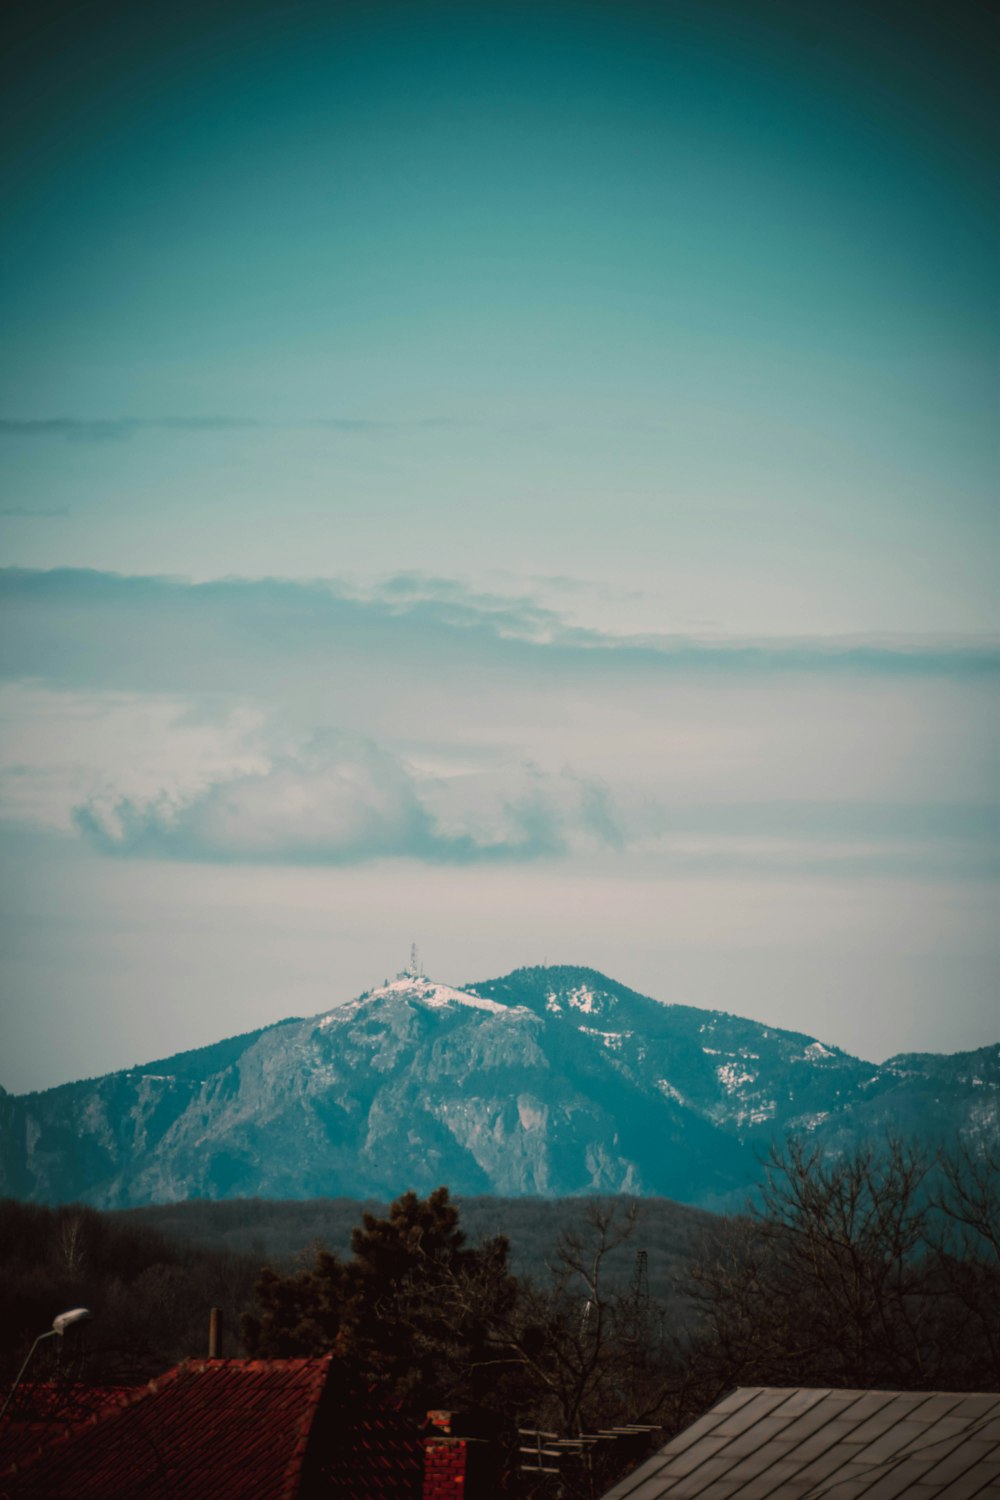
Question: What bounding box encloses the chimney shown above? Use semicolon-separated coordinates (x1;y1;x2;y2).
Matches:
208;1306;223;1359
423;1411;467;1499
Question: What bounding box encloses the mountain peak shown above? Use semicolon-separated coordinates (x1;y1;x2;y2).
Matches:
326;973;512;1020
469;964;653;1021
3;962;994;1212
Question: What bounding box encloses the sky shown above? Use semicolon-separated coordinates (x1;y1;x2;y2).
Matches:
1;0;997;1093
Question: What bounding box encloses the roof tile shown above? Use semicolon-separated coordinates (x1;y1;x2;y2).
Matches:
1;1357;424;1500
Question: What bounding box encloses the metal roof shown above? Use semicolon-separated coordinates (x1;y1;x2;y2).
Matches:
601;1387;1000;1500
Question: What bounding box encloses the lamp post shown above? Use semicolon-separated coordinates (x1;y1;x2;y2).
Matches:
0;1308;92;1421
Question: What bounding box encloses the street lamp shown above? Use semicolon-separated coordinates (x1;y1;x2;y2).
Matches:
0;1308;92;1420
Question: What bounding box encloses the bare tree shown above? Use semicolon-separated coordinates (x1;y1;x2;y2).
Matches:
55;1212;88;1280
482;1200;669;1437
931;1141;1000;1386
681;1136;1000;1401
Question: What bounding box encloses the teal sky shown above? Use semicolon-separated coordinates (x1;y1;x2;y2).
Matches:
0;0;997;1090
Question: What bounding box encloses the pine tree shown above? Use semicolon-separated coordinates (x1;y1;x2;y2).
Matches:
243;1187;516;1408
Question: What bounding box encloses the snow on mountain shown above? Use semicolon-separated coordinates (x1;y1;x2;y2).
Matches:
320;973;512;1024
0;963;996;1211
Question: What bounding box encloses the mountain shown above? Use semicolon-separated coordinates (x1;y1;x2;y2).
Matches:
1;965;996;1210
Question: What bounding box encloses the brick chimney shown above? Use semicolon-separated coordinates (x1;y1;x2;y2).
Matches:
423;1411;468;1499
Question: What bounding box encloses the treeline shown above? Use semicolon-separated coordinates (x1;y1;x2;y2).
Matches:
3;1137;997;1476
113;1193;716;1307
0;1193;710;1393
238;1140;1000;1425
0;1200;259;1385
242;1188;672;1494
681;1138;1000;1406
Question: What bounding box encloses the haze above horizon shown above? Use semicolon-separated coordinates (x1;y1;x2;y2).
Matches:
1;0;997;1092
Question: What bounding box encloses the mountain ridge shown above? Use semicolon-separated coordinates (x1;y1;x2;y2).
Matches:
1;964;995;1211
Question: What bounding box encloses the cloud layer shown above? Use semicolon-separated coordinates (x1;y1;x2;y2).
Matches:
0;417;473;442
71;736;626;865
1;568;996;878
2;567;997;687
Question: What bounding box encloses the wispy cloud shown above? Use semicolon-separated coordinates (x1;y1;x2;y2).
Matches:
66;769;1000;877
0;416;478;442
2;569;996;878
0;417;267;443
1;568;996;684
71;736;624;866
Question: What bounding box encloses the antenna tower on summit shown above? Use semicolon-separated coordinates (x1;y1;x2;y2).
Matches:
409;942;421;978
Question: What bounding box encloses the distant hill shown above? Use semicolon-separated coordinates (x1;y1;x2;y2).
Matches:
111;1192;719;1310
1;964;996;1209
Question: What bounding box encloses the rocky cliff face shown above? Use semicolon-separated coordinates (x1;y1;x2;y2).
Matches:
1;965;996;1209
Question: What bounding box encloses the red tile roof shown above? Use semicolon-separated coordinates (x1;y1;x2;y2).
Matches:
0;1386;133;1472
1;1358;336;1500
319;1400;423;1498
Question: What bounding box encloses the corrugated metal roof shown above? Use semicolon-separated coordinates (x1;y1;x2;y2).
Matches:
1;1357;336;1500
601;1389;1000;1500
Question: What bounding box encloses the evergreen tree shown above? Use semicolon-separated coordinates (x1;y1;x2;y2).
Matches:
243;1187;517;1408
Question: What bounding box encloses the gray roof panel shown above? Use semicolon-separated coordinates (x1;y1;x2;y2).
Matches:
612;1477;682;1500
852;1417;947;1462
843;1396;940;1446
936;1464;1000;1500
723;1455;810;1498
598;1390;1000;1500
660;1434;732;1477
920;1440;1000;1486
712;1391;792;1438
721;1416;812;1459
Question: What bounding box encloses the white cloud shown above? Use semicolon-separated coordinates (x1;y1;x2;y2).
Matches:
70;734;628;865
0;570;995;875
